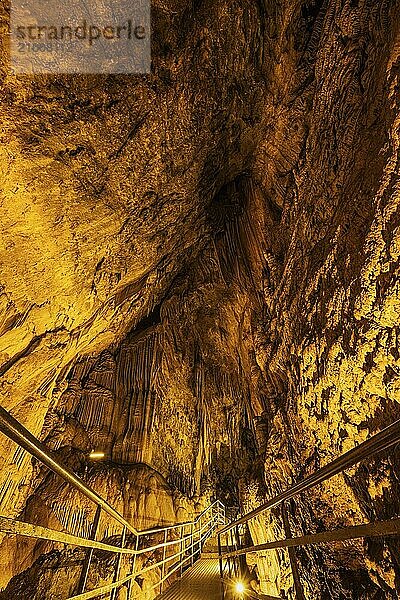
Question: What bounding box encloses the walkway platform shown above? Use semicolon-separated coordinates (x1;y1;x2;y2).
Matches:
156;558;222;600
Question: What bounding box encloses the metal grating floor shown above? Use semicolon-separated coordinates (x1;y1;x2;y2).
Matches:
156;558;222;600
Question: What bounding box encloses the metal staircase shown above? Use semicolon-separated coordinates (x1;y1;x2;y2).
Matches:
0;405;226;599
0;405;400;599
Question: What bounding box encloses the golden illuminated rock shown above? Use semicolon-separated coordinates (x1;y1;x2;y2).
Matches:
0;0;399;598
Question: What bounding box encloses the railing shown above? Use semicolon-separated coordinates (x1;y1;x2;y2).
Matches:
217;417;400;599
0;405;226;599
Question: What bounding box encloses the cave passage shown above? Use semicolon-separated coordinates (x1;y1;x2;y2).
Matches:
0;0;400;599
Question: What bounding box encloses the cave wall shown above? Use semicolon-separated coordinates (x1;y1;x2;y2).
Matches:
0;0;264;519
0;0;400;598
242;1;400;598
0;173;261;591
43;203;259;500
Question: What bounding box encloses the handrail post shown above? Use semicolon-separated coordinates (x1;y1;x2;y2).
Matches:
227;531;232;578
196;515;201;558
281;501;305;600
76;504;101;594
180;526;184;576
229;529;237;577
218;533;225;600
110;525;127;600
199;512;202;543
127;534;139;600
235;525;241;580
190;521;194;566
160;528;168;593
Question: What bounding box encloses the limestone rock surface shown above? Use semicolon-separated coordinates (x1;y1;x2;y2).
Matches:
0;0;399;598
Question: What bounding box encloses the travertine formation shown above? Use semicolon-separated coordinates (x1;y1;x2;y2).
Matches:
0;0;399;598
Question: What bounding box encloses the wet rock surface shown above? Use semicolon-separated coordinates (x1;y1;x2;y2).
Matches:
0;0;400;598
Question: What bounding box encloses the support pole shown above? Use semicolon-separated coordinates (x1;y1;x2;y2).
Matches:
126;534;139;600
229;529;237;577
218;533;225;600
227;531;232;578
281;502;305;600
235;525;242;580
190;521;194;566
180;527;184;576
76;505;101;594
160;529;168;593
199;513;203;548
110;526;127;600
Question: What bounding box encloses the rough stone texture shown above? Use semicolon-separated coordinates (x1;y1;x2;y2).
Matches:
0;460;202;596
0;0;400;598
242;1;400;598
0;0;263;519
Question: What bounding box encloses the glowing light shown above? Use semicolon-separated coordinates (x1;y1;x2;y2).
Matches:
235;581;245;594
89;451;105;459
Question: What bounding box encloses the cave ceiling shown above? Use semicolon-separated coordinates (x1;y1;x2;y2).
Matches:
0;0;400;598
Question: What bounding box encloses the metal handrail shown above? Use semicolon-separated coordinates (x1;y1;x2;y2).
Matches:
68;506;226;600
0;404;224;539
67;514;224;600
0;508;224;566
219;416;400;535
0;405;137;535
139;500;225;536
3;404;400;599
0;516;137;554
217;418;400;600
0;404;227;599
